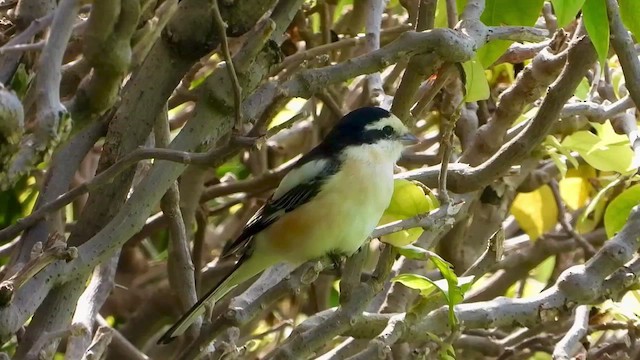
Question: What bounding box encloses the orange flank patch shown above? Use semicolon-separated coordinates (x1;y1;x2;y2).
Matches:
261;205;315;256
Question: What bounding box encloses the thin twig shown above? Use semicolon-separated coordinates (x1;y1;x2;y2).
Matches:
549;180;596;258
438;103;461;204
212;0;242;128
605;0;640;109
97;316;149;360
156;104;200;339
0;40;45;54
0;139;254;242
445;0;458;28
0;233;76;306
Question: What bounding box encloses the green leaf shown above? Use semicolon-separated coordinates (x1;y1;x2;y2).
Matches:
574;78;591;100
619;0;640;43
434;0;450;28
429;254;466;327
604;184;640;237
9;64;32;99
583;0;609;65
379;180;438;247
476;0;545;67
551;0;585;27
392;273;441;297
461;56;490;102
216;156;249;179
435;0;468;28
397;244;438;260
561;120;635;174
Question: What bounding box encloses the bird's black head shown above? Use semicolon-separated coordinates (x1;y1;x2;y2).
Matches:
320;107;413;152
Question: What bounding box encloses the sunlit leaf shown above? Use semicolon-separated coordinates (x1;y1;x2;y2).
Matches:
547;135;580;169
619;0;640;44
562;121;635;174
583;0;609;65
551;0;585;27
216;156;249;179
476;0;545;67
434;0;449;28
392;273;440;296
9;64;32;99
604;183;640;237
397;244;438;260
511;185;558;240
530;255;556;283
574;77;591;100
268;97;308;130
559;166;595;210
379;179;438;247
462;56;490;102
548;151;568;178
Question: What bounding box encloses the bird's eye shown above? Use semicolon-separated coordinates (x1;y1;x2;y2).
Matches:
382;126;394;136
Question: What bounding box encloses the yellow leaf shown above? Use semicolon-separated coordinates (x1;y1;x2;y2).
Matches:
379;180;438;247
559;166;595;210
510;185;558;240
268;98;308;129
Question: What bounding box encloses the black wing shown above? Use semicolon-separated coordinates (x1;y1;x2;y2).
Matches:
221;158;340;258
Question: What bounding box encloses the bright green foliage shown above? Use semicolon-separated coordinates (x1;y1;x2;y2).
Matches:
562;120;635;174
583;0;610;66
393;252;474;329
619;0;640;44
462;55;490;102
578;178;620;233
379;179;438;247
551;0;585;27
476;0;545;67
604;183;640;237
397;244;439;261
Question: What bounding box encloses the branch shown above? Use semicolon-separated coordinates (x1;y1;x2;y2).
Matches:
0;10;54;83
370;200;466;239
605;0;640;109
6;0;80;187
0;0;297;340
549;180;596;258
0;233;76;306
362;0;386;106
65;255;118;359
156;106;200;340
97;316;150;360
390;0;438;121
552;305;590;360
0;139;252;243
461;29;568;165
70;0;140;123
177;261;328;359
212;0;242;127
402;34;597;192
245;27;481;122
486;26;549;42
267;246;397;359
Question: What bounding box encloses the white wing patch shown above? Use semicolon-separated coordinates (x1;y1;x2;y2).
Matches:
273;158;330;200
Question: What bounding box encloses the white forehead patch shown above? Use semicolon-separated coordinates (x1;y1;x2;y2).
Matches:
363;114;408;134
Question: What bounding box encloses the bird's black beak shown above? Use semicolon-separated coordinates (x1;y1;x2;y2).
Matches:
399;133;419;145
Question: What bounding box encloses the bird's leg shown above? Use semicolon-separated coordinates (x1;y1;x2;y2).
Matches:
327;251;345;275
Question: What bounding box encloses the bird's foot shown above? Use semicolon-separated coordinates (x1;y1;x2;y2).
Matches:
327;251;345;273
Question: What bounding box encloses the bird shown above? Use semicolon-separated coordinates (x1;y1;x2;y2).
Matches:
158;106;418;344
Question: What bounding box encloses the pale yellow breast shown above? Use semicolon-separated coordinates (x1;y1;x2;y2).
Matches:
256;147;396;262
